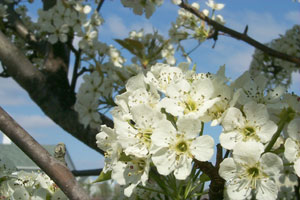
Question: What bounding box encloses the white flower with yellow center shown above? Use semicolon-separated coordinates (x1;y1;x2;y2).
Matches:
96;125;121;173
284;118;300;177
220;101;277;150
219;141;283;200
145;63;184;93
115;104;166;158
160;78;220;120
150;116;214;180
112;156;150;197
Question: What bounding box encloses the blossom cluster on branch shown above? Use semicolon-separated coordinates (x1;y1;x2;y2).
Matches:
0;155;67;200
250;25;300;88
95;61;300;199
0;0;299;199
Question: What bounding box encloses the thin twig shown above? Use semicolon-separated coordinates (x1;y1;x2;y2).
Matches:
215;144;223;168
70;49;82;92
179;2;300;66
0;107;90;200
96;0;105;12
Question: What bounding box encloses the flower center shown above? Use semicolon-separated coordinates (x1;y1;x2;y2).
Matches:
247;167;259;177
176;141;188;152
244;127;255;136
137;128;153;147
184;97;197;114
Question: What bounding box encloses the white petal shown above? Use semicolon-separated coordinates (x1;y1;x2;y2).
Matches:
131;104;164;129
226;179;251;200
151;148;176;176
176;116;202;138
173;155;193;180
219;131;240;150
294;158;300;177
256;178;278;200
166;79;190;98
151;120;176;147
124;182;138;197
284;138;298;162
287;118;300;140
12;187;30;200
233;142;263;165
244;101;269;126
257;121;277;143
160;98;183;116
222;107;245;131
190;135;214;161
48;34;58;44
260;153;283;176
112;161;127;185
219;158;237;181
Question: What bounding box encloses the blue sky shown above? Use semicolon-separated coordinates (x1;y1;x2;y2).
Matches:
0;0;299;170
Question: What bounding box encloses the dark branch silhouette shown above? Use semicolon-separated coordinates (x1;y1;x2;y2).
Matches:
179;1;300;66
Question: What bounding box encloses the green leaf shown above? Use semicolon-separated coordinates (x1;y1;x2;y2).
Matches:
115;38;144;58
93;170;112;183
199;173;210;182
124;38;144;51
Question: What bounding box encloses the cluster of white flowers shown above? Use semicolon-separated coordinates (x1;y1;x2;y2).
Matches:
95;61;300;199
128;29;176;66
37;0;102;45
96;62;220;196
169;0;225;44
0;155;67;200
249;25;300;88
74;28;178;129
120;0;164;19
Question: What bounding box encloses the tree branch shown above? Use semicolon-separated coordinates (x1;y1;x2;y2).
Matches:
0;30;113;155
194;160;225;200
179;2;300;66
96;0;105;12
2;0;47;55
70;49;82;92
0;107;90;200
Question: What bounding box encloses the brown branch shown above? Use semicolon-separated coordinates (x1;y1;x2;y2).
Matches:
0;30;113;155
179;2;300;66
0;107;90;200
194;145;225;200
2;0;47;55
194;160;225;200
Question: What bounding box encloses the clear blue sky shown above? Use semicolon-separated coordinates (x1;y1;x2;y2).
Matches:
0;0;299;170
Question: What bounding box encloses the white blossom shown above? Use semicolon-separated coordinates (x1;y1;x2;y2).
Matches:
151;116;214;179
219;141;283;200
284;118;300;177
220;101;277;150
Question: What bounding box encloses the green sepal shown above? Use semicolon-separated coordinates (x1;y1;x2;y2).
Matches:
119;152;132;162
93;170;112;183
0;176;8;184
199;173;210;182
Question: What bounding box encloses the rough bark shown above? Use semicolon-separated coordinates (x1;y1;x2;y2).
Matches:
0;29;113;154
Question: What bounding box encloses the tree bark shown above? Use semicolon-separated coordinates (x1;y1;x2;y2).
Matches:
0;30;113;154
